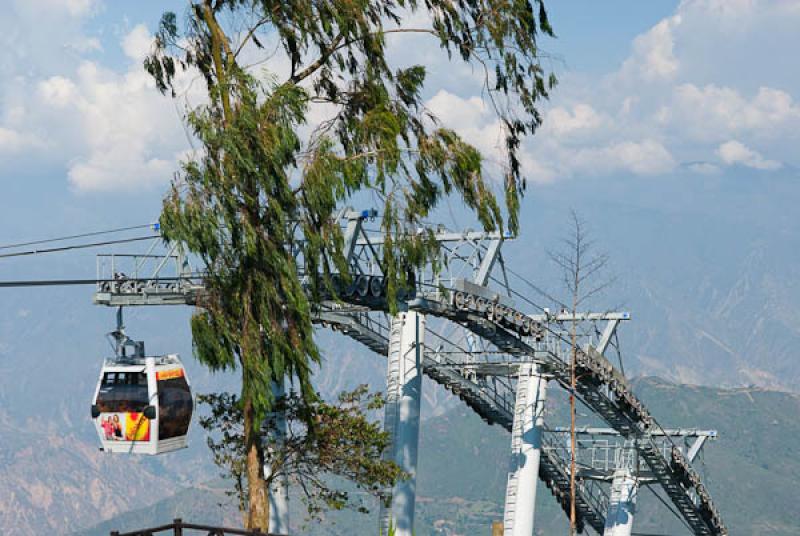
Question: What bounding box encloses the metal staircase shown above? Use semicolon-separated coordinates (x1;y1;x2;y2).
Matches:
93;212;726;536
316;309;609;533
539;432;609;534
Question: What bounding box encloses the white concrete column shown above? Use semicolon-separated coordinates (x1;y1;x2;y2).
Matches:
504;363;547;536
265;380;290;535
603;469;638;536
380;311;425;536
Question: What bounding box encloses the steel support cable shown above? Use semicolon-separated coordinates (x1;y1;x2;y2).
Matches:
0;235;160;259
0;224;155;251
503;265;572;311
431;231;569;310
433;240;567;312
644;484;695;534
0;276;196;288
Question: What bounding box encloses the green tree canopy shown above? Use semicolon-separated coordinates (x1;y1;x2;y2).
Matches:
200;386;403;521
145;0;555;529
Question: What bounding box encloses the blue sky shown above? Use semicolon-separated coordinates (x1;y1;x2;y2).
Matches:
0;0;798;251
0;1;799;447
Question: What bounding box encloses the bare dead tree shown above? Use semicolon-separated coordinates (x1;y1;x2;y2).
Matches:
549;210;612;536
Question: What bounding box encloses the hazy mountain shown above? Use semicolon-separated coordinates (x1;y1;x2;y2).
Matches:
1;166;799;533
504;168;800;390
80;378;800;536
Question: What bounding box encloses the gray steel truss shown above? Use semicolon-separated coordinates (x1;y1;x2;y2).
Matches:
92;209;726;536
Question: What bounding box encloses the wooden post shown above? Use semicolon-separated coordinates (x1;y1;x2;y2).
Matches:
174;518;183;536
492;520;503;536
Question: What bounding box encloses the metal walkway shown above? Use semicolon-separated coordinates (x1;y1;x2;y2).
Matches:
92;210;726;536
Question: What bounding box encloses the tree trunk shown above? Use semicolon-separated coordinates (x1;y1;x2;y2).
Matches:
243;395;270;531
569;279;579;536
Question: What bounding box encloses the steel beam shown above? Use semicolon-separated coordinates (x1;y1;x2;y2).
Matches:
503;363;547;536
356;230;508;246
603;469;638;536
595;319;620;356
474;238;503;287
686;436;709;463
379;312;425;536
552;427;717;438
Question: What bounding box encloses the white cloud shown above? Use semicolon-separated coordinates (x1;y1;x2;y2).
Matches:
122;24;153;62
1;11;197;193
68;36;102;53
544;104;605;139
15;0;99;17
0;127;37;153
425;90;506;166
399;0;800;183
53;56;194;192
4;0;799;193
669;84;800;141
68;151;177;192
60;0;97;17
678;0;761;21
622;16;681;82
717;140;781;170
426;90;488;132
572;139;676;177
38;76;78;108
516;0;800;182
686;162;722;175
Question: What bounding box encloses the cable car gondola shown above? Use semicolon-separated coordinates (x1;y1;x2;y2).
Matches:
90;309;193;455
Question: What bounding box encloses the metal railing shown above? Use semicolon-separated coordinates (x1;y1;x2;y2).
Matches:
110;518;286;536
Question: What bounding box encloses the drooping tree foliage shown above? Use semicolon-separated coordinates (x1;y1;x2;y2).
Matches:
199;386;404;520
145;0;555;529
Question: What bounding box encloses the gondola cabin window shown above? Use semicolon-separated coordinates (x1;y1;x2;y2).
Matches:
96;371;151;442
96;371;149;413
157;369;192;440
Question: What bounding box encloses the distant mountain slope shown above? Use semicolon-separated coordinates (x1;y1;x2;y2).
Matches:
510;170;800;391
80;378;800;536
3;168;800;534
0;422;177;536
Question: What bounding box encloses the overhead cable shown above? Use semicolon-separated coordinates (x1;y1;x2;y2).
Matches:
0;277;186;288
0;223;156;251
0;235;160;259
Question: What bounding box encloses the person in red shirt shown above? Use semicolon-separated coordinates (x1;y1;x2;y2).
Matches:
100;416;114;440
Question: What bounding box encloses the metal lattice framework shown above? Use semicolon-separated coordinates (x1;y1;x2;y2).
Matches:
93;209;726;536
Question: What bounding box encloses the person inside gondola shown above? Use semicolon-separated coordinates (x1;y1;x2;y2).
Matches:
101;416;114;440
112;414;123;439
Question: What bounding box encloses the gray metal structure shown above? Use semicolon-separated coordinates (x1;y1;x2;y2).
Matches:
93;209;727;536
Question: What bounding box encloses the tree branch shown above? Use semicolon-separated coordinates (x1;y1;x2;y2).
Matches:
288;28;439;85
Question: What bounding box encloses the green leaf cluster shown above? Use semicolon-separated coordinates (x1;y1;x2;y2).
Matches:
144;0;555;526
199;386;405;519
147;0;555;413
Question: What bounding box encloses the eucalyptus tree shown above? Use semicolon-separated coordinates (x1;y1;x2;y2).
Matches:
145;0;556;529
